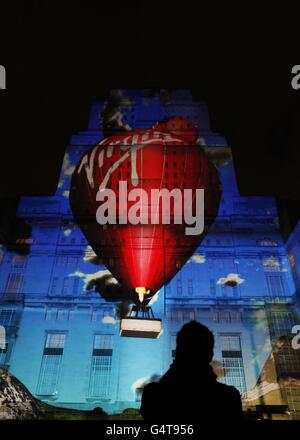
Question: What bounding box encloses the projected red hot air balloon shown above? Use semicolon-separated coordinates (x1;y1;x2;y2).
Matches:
70;117;221;304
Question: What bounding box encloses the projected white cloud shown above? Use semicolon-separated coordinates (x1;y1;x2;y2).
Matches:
83;245;100;265
131;375;161;393
69;269;117;290
62;153;75;176
188;254;206;264
217;273;245;285
102;315;117;325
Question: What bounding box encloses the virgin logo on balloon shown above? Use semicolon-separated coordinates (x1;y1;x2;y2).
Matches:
70;117;221;304
76;128;205;235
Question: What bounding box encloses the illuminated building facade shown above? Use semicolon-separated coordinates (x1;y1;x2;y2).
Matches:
0;90;300;418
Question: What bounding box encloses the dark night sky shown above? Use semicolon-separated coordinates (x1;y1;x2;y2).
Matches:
0;2;300;216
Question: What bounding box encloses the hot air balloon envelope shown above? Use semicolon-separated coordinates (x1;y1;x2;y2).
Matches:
69;118;221;303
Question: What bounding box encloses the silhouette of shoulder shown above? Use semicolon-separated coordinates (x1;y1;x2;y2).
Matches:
213;382;243;417
140;382;162;419
141;380;243;420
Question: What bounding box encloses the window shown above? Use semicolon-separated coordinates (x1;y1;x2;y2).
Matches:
15;238;34;245
289;254;295;268
45;309;52;321
55;256;78;268
12;255;27;268
165;284;171;297
267;311;295;338
263;256;281;272
0;343;8;365
45;333;66;349
5;273;23;293
0;309;16;326
91;310;98;322
88;334;114;398
176;278;182;296
189;310;195;321
220;334;241;351
73;277;80;295
284;388;300;418
50;277;59;296
232;311;242;323
62;277;71;295
177;310;183;321
210;279;216;296
212;311;219;323
188;279;193;295
221;357;246;395
56;309;66;321
170;308;183;322
0;325;5;349
36;333;66;396
37;355;63;396
222;311;231;323
93;334;113;351
266;275;286;297
259;238;278;247
220;334;246;396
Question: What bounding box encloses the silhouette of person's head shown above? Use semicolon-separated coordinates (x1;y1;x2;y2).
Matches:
175;320;214;365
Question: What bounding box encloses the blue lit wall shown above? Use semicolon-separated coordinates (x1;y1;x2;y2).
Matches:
287;221;300;305
0;90;299;415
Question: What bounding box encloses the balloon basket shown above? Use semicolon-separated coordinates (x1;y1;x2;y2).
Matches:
119;317;162;339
